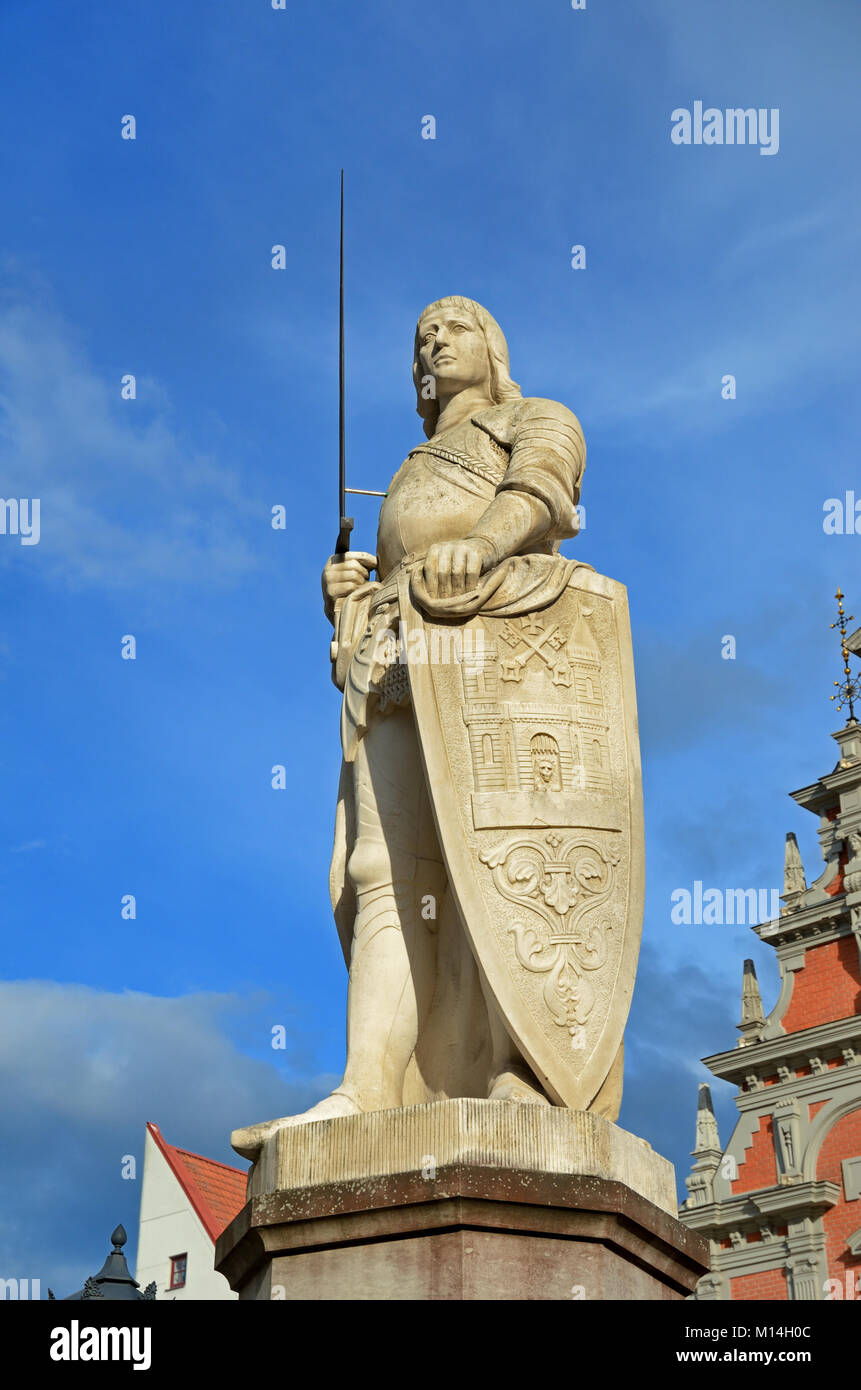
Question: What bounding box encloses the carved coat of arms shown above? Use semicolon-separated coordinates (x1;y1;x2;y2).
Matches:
399;565;644;1111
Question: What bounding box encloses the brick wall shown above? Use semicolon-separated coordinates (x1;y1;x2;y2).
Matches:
817;1109;861;1288
781;937;861;1033
732;1115;777;1195
730;1266;788;1300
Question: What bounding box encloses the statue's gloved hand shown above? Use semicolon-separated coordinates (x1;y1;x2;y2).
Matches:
421;538;497;600
322;551;378;623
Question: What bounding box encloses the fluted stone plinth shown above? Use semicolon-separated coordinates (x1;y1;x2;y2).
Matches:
215;1100;708;1301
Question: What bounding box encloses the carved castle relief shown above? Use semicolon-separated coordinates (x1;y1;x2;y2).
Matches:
461;603;618;831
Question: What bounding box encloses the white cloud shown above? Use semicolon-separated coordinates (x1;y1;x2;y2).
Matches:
0;980;336;1293
0;279;264;589
0;979;329;1130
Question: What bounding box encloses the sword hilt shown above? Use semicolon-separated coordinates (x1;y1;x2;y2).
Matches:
335;515;354;556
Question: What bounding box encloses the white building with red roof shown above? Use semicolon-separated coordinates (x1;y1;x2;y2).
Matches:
135;1122;248;1300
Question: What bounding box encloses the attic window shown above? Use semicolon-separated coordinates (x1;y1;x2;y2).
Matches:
169;1253;188;1289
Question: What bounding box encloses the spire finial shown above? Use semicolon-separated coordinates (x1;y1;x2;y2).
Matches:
783;832;807;897
738;958;765;1044
693;1082;721;1155
830;589;860;724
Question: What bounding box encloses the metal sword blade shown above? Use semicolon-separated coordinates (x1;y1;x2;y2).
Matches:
336;170;353;554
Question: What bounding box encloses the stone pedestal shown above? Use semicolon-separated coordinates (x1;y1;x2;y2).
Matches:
215;1100;709;1300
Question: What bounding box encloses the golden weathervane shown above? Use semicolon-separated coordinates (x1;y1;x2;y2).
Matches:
830;589;860;723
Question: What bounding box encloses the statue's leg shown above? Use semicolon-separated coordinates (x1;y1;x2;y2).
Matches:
336;705;441;1111
410;878;490;1100
231;706;440;1157
588;1039;623;1123
480;979;551;1106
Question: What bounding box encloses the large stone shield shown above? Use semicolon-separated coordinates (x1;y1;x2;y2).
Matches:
398;566;644;1110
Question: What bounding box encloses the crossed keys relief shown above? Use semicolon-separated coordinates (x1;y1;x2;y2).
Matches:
479;832;620;1048
498;613;573;685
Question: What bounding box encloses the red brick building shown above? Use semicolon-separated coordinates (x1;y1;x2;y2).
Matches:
680;714;861;1300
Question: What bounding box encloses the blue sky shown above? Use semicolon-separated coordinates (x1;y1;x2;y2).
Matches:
1;0;859;1294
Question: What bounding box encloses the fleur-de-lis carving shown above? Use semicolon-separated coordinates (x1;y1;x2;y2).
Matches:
542;870;578;916
479;833;621;1045
480;832;618;938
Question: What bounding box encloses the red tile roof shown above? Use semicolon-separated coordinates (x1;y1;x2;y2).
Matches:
147;1122;248;1242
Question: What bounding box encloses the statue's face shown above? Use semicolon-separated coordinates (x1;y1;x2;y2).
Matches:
417;306;491;396
536;756;555;784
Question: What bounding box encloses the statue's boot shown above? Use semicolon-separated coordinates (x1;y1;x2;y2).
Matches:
488;1064;551;1105
231;1090;360;1160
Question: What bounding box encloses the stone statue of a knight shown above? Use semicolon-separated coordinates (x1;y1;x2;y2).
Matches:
233;297;644;1159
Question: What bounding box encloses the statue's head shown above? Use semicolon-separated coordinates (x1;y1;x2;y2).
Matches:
413;297;522;438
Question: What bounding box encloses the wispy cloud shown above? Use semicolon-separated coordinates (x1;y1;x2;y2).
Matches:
0;980;335;1294
0;277;265;590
